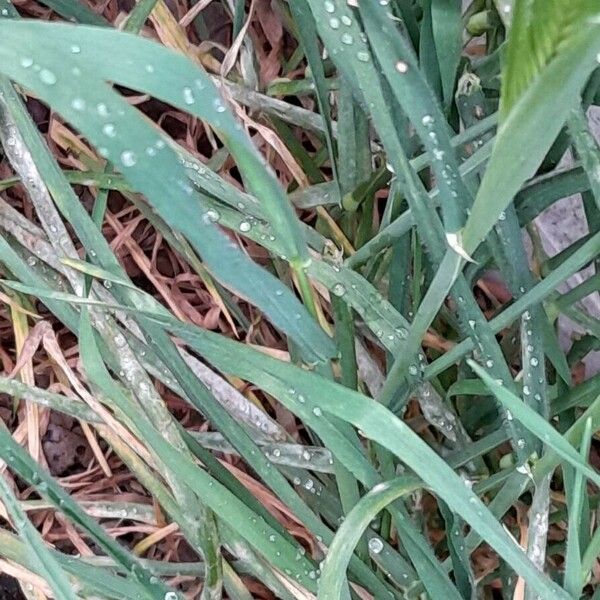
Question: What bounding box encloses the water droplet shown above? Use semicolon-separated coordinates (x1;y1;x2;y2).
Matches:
213;98;226;113
368;538;383;554
341;33;353;45
102;123;116;137
20;57;33;68
332;283;346;296
485;359;493;368
120;151;137;167
529;357;539;367
395;60;408;73
408;364;418;376
204;209;220;222
272;448;281;457
164;593;178;600
269;534;276;542
26;256;37;266
293;476;301;485
341;15;352;26
145;64;155;73
421;114;434;126
523;385;530;396
182;87;195;105
239;221;251;232
329;17;340;29
70;45;81;54
324;0;335;13
39;68;57;85
356;51;369;62
312;407;322;416
517;438;526;448
97;103;109;117
302;450;311;461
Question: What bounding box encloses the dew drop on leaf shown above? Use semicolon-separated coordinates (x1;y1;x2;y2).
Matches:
39;68;57;85
182;87;195;105
120;151;137;167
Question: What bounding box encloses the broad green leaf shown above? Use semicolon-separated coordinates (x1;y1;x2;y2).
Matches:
0;20;336;363
462;13;600;255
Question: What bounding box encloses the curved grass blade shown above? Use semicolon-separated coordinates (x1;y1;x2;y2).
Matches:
318;477;459;600
78;309;321;592
0;422;179;600
0;473;78;600
468;359;600;488
462;19;600;256
0;21;336;363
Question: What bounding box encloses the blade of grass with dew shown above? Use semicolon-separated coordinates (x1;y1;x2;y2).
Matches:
318;477;447;600
357;0;471;237
0;421;180;600
468;360;600;487
77;308;322;592
424;230;600;379
303;2;524;441
461;4;600;256
0;475;78;600
0;529;162;600
2;277;544;598
155;317;571;598
288;0;338;184
0;20;335;362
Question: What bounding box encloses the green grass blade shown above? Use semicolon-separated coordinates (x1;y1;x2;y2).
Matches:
563;417;593;597
0;422;177;600
468;359;600;487
462;23;600;255
0;472;78;600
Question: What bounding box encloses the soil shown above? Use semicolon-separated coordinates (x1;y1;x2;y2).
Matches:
0;574;25;600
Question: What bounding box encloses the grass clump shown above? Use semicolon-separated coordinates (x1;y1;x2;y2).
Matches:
0;0;599;598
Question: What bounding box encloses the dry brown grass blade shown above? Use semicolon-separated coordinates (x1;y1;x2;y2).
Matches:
133;521;179;556
10;300;41;462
